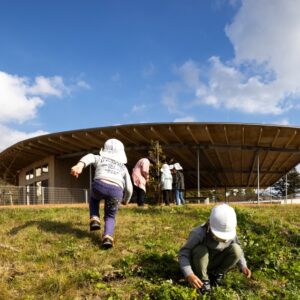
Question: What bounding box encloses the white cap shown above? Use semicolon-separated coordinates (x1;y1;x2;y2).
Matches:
169;164;174;170
209;204;237;241
174;162;183;170
160;163;171;174
99;138;127;164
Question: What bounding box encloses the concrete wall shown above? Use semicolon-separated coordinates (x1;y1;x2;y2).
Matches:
19;156;55;187
18;155;92;204
18;155;92;189
54;157;91;189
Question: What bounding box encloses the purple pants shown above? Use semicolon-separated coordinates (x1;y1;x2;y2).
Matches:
90;180;123;236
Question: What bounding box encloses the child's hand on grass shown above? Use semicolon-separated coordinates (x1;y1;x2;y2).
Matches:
186;273;203;289
242;267;252;278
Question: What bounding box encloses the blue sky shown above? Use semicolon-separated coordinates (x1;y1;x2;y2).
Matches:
1;0;300;151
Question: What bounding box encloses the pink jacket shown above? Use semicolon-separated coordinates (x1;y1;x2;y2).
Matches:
132;158;150;192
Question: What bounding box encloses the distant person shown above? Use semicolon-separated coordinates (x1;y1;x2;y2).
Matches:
70;138;133;249
174;162;185;205
132;157;155;206
169;164;176;204
179;204;251;295
160;163;173;206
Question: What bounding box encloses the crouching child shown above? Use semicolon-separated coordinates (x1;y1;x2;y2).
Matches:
178;204;251;295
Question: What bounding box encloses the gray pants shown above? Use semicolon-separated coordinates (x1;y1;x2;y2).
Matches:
191;243;242;280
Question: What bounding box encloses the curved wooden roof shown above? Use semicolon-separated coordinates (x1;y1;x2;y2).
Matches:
1;122;300;188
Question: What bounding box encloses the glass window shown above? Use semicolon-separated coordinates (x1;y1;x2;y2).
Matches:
42;164;49;174
35;167;42;177
25;170;34;181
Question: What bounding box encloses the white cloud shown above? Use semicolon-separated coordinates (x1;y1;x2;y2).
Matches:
273;118;290;126
161;81;183;114
0;71;44;123
0;70;87;150
162;0;300;116
226;0;300;85
202;56;287;114
132;104;147;113
212;0;240;10
0;124;48;152
174;116;196;122
76;80;91;89
26;76;68;96
175;61;206;96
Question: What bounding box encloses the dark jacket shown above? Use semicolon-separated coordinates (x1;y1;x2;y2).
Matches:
176;170;185;190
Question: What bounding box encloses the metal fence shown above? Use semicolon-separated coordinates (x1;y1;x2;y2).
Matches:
1;185;299;207
0;186;88;206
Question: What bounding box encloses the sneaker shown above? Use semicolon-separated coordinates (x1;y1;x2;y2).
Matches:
102;235;114;249
197;280;211;295
89;216;101;231
209;273;224;287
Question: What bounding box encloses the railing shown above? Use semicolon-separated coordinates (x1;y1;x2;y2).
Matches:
0;186;89;206
277;193;300;204
1;185;299;206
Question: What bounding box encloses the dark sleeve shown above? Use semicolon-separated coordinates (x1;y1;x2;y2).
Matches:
178;226;206;278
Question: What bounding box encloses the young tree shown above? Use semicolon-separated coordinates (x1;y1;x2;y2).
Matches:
147;140;167;205
272;168;300;197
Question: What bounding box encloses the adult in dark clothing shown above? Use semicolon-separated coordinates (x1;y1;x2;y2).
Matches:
169;165;176;204
174;162;185;205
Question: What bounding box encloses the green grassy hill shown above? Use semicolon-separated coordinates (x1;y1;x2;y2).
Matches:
0;205;299;299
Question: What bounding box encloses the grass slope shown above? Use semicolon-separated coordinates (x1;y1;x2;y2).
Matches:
0;205;299;300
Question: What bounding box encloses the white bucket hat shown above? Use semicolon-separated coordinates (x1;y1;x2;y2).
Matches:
209;204;237;241
160;163;171;174
174;162;183;170
99;138;127;164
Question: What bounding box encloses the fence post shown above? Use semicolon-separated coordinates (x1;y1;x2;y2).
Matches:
26;187;30;206
41;187;45;205
285;174;288;204
85;189;88;204
9;191;13;206
0;186;94;206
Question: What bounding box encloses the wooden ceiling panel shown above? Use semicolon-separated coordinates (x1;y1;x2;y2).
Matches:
1;123;300;188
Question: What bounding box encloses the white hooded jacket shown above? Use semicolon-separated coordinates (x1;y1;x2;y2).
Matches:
160;164;173;190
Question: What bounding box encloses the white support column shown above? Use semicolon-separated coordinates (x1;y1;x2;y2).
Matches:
9;191;13;206
285;173;288;204
197;148;200;203
257;153;260;203
41;187;45;205
156;141;160;178
85;189;88;204
26;187;30;206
